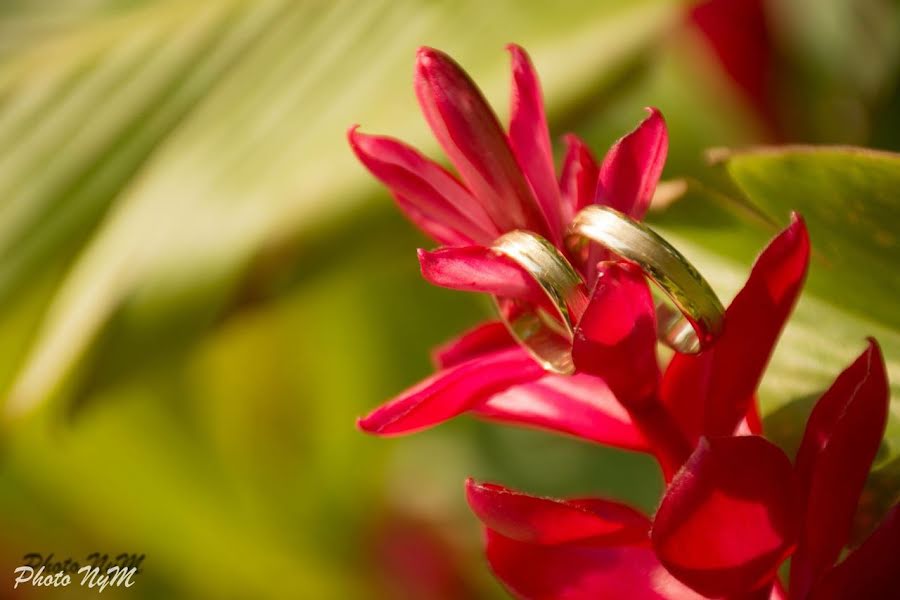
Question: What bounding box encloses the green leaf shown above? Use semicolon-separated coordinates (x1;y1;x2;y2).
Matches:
723;146;900;330
722;146;900;477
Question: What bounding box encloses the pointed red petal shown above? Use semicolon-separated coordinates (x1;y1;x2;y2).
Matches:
595;107;668;220
466;479;649;546
808;503;900;600
485;530;708;600
357;348;543;435
417;246;548;305
651;436;797;598
572;261;659;407
559;133;600;223
472;372;648;451
348;127;498;244
507;44;563;241
790;341;889;598
432;321;515;369
580;108;667;283
415;47;546;235
661;216;810;441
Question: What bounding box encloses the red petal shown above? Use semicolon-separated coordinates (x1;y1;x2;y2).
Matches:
348;127;498;244
432;321;515;369
581;108;668;283
393;193;472;247
595;107;668;220
790;341;889;598
572;261;659;407
415;47;546;235
466;480;649;546
485;530;708;600
661;215;810;441
472;372;648;451
559;133;599;224
651;436;797;598
417;246;548;305
357;348;543;435
507;44;563;242
808;503;900;600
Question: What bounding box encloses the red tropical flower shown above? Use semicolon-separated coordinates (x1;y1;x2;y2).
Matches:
466;341;895;599
451;203;893;597
350;44;668;449
349;42;897;599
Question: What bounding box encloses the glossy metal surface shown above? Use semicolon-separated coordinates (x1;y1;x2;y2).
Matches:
491;231;588;374
566;205;724;354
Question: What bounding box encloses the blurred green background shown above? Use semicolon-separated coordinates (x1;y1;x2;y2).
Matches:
0;0;897;598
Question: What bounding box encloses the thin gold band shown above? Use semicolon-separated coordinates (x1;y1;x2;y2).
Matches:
565;205;724;354
490;231;588;375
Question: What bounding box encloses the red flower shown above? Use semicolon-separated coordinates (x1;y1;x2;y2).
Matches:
456;213;898;598
653;340;895;598
350;45;667;449
349;43;897;599
466;341;895;599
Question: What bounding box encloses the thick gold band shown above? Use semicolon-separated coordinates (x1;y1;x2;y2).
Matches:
490;231;589;375
566;205;724;354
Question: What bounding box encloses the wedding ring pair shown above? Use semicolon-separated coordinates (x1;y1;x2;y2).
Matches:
491;206;724;375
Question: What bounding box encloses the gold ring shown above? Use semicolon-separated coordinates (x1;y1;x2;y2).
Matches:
490;231;589;375
566;205;724;354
